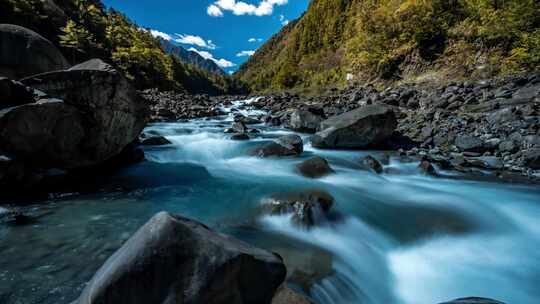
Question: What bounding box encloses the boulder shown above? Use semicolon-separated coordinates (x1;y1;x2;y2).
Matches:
289;109;324;133
360;155;383;174
0;59;149;169
0;24;69;78
455;135;485;153
311;105;397;149
272;286;313;304
418;160;437;176
140;135;171;146
524;148;540;169
295;157;334;178
253;135;303;157
438;297;505;304
74;212;286;304
261;190;334;227
0;77;36;110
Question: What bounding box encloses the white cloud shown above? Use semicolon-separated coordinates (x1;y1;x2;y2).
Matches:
208;0;288;17
188;47;236;68
236;50;255;57
207;4;223;17
279;14;289;25
248;38;263;43
174;34;216;49
149;29;172;41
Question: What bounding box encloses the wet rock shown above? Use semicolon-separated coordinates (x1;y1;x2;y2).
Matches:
523;148;540;169
232;121;248;133
74;212;286;304
289;109;324;133
419;160;437;176
498;140;517;153
466;156;504;170
231;133;250;141
312;105;397;149
296;156;334;178
5;59;149;169
235;115;260;125
455;135;485;153
272;286;313;304
0;24;69;78
361;155;383;174
140;135;171;146
253;135;303;157
438;297;505;304
261;189;334;227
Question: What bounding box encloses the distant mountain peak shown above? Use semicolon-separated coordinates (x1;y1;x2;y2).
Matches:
158;38;225;75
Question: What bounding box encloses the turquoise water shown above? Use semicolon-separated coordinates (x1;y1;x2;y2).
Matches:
1;99;540;304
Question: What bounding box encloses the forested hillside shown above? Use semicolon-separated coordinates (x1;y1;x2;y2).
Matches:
0;0;246;94
236;0;540;92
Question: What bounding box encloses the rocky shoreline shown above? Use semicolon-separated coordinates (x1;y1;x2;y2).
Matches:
146;73;540;182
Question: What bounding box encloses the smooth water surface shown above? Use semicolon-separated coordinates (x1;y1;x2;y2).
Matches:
1;98;539;304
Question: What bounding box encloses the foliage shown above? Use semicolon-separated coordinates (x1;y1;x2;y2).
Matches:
237;0;540;92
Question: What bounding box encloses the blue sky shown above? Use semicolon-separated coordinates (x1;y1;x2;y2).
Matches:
102;0;310;73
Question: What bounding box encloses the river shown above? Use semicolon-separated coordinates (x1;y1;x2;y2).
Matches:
1;98;539;304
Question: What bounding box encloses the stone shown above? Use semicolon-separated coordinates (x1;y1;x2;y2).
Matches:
140;135;171;146
295;156;334;178
455;135;485;153
0;24;69;78
361;155;383;174
438;297;505;304
289;109;324;133
231;133;250;141
73;212;286;304
498;141;517;153
253;135;303;157
0;77;36;110
312;105;397;149
466;156;504;170
523;148;540;169
419;160;437;175
272;286;313;304
2;59;149;169
261;190;334;227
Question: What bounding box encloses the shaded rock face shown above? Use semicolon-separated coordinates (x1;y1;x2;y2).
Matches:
438;297;505;304
0;24;69;79
289;109;324;133
0;59;149;169
295;156;334;178
261;190;334;227
0;77;37;110
253;135;303;157
312;105;397;149
74;212;286;304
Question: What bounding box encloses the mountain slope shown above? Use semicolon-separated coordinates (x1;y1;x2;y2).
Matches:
236;0;540;92
159;38;225;75
0;0;245;94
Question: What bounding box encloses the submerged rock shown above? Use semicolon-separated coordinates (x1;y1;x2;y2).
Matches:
140;135;171;146
74;212;286;304
231;133;250;141
419;160;437;176
438;297;505;304
296;156;334;178
253;135;303;157
312;104;397;149
261;189;334;227
361;155;384;174
0;24;69;78
0;59;149;169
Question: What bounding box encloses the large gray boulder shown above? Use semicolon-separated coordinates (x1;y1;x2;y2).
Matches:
288;109;324;133
0;24;69;79
0;59;148;169
74;212;286;304
253;135;304;157
311;104;397;149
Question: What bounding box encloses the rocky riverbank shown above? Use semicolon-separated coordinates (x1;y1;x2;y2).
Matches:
146;73;540;181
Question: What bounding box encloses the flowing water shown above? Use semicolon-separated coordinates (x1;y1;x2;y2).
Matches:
1;98;539;304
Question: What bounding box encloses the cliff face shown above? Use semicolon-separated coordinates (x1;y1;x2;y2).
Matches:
236;0;540;92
